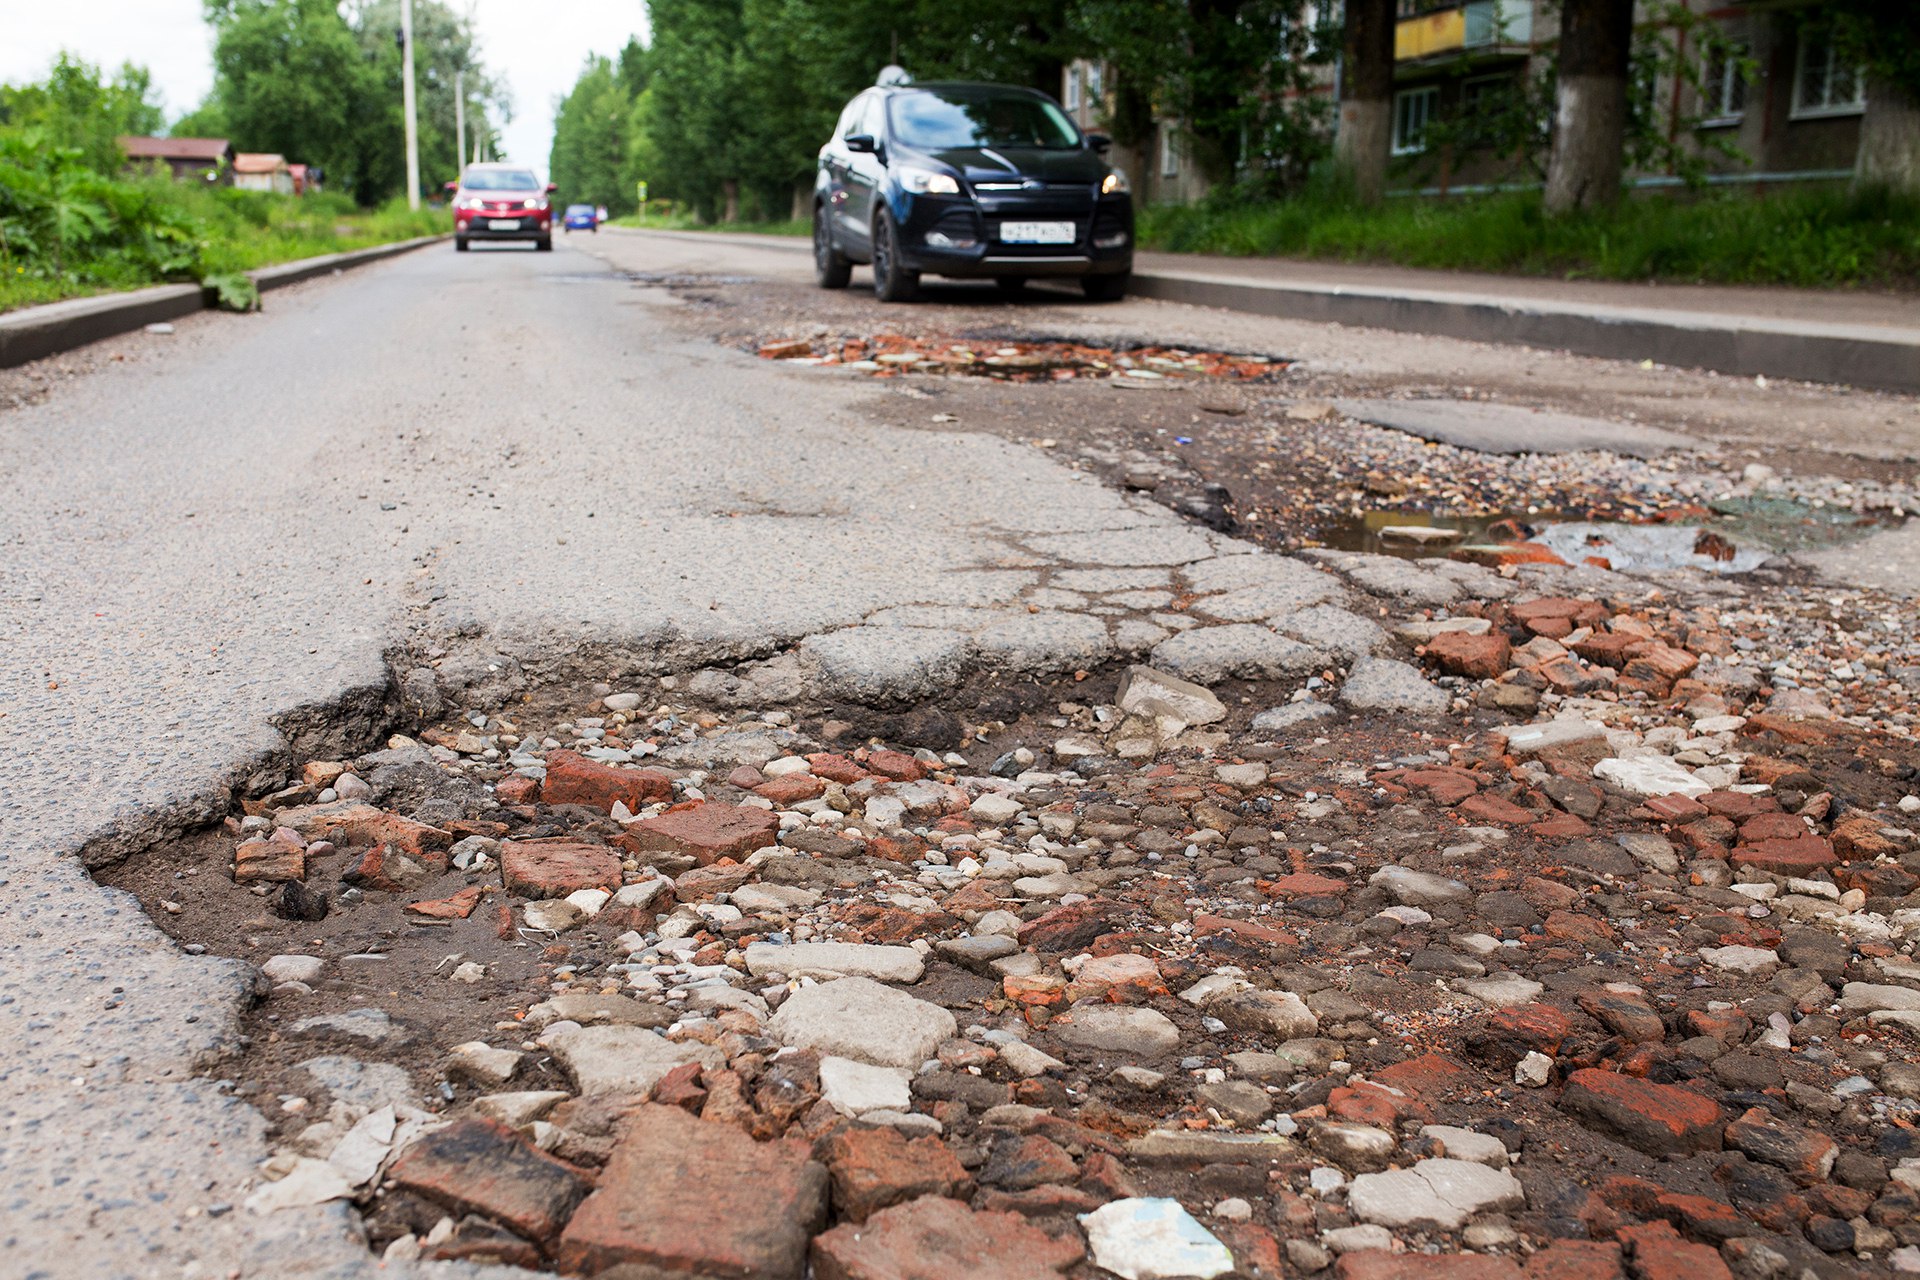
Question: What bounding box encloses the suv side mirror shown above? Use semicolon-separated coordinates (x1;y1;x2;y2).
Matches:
1087;132;1112;153
546;182;559;193
443;180;458;193
845;133;878;154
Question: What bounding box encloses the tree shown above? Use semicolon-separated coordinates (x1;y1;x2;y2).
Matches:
1334;0;1395;204
549;56;633;213
1814;0;1920;194
0;52;166;172
1543;0;1635;214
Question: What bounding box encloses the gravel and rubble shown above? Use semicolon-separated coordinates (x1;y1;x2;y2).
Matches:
104;545;1920;1280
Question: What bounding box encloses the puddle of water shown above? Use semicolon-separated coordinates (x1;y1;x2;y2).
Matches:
757;335;1288;383
1311;509;1559;559
1707;495;1898;554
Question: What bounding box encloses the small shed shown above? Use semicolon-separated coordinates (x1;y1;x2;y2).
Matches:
118;136;234;183
233;153;294;195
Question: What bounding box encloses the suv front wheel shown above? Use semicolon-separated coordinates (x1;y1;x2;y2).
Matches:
870;211;920;303
814;204;852;289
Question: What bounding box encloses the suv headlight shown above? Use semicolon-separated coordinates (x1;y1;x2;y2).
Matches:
1101;169;1130;195
454;195;480;210
524;197;549;210
899;167;960;196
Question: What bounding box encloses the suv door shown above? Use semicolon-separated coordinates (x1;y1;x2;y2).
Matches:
840;93;888;257
820;94;864;252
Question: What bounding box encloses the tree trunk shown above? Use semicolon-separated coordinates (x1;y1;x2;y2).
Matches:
1335;0;1396;205
1857;74;1920;195
1543;0;1634;215
721;179;739;223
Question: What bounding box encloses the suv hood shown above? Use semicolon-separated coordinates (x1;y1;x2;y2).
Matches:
921;146;1106;186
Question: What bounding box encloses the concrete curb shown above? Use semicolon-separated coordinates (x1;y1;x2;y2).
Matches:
0;233;448;370
1127;271;1920;395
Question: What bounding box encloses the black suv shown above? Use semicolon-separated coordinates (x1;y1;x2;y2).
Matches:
813;79;1134;302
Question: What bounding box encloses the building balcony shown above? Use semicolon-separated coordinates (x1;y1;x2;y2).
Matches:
1395;0;1534;62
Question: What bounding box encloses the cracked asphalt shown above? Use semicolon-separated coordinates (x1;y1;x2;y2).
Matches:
2;230;1914;1279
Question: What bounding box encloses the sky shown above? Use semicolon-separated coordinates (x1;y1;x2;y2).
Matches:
0;0;648;172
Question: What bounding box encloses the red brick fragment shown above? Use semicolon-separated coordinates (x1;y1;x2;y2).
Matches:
756;774;826;805
1263;872;1350;898
1645;793;1709;823
806;753;869;783
1616;1221;1733;1280
234;834;306;883
1561;1068;1724;1157
1401;767;1482;805
495;774;540;805
541;749;672;814
388;1116;590;1244
1833;814;1902;862
810;1195;1082;1280
822;1128;972;1222
1526;1241;1625;1280
499;839;621;898
1426;631;1512;679
863;749;925;781
1459;793;1539;825
1731;834;1836;876
1338;1254;1525;1280
406;885;485;919
623;801;780;865
557;1105;827;1280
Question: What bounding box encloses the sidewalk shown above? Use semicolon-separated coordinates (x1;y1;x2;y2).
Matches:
1129;250;1920;394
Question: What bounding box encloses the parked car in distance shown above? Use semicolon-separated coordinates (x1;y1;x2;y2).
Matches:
563;204;598;232
449;164;555;251
813;77;1133;302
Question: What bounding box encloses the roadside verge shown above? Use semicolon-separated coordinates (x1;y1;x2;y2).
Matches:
0;234;449;370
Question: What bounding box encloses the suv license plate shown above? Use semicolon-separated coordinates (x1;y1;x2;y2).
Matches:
488;218;520;230
1000;221;1075;244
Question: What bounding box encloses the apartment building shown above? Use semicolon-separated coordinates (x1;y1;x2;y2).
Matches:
1066;0;1871;202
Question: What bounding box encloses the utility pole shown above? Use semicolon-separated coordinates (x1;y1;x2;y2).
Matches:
401;0;421;209
454;67;466;181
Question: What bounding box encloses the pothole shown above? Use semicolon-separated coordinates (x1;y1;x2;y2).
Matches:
92;581;1920;1276
754;333;1289;383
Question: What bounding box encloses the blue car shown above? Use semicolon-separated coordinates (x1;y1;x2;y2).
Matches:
563;204;598;232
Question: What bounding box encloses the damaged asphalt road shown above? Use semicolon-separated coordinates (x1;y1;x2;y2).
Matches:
0;231;1917;1279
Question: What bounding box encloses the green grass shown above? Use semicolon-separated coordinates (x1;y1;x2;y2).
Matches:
1136;186;1920;289
609;207;808;237
0;184;445;314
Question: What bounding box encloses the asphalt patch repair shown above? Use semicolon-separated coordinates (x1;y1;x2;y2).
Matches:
96;557;1920;1279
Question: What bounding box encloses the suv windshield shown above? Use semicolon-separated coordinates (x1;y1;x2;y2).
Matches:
888;88;1080;151
463;168;540;191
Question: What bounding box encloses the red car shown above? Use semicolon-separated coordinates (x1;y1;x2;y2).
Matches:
450;163;555;251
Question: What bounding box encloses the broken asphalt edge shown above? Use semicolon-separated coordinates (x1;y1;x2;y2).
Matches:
0;234;451;370
605;227;1920;396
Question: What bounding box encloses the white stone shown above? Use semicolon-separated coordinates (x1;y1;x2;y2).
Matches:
243;1157;354;1214
1842;983;1920;1014
326;1107;396;1187
262;955;324;985
763;755;813;777
524;899;584;931
472;1091;569;1127
1080;1198;1235;1280
1515;1051;1554;1087
1370;866;1470;906
1501;719;1607;756
768;976;957;1069
1701;945;1780;976
1457;974;1544;1009
565;888;610;917
818;1056;912;1116
1215;763;1268;790
745;941;925;983
546;1024;720;1095
1420;1125;1509;1168
969;792;1026;825
999;1040;1065;1078
1348;1158;1524;1231
1115;665;1228;733
1322;1224;1395;1254
1594;755;1711;799
1049;1005;1182;1056
446;1042;522;1086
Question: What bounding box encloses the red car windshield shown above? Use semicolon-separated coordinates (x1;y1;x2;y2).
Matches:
463;169;539;191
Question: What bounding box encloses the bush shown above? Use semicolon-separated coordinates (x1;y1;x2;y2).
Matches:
1137;185;1920;289
1;129;445;313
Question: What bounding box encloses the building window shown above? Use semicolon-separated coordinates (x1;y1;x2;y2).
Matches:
1392;86;1438;155
1086;62;1104;101
1461;73;1515;114
1160;126;1180;177
1793;29;1866;119
1065;66;1082;111
1701;39;1748;124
